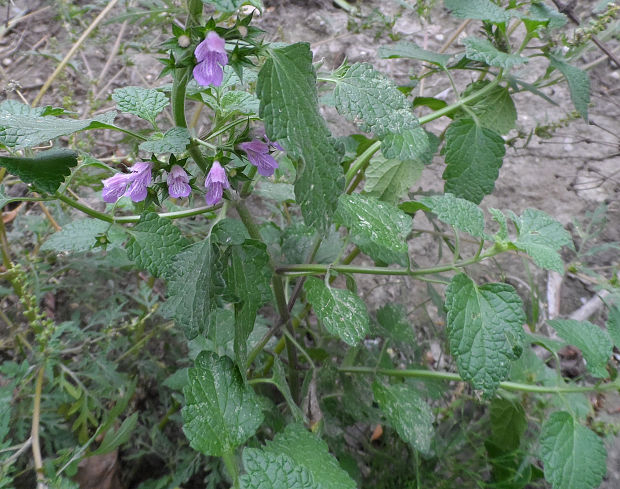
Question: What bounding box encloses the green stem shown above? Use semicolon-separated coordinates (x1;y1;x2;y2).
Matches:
418;75;502;125
205;116;259;141
56;193;221;223
277;248;501;277
222;451;240;489
344;141;382;186
234;199;300;401
192;138;217;150
339;366;620;394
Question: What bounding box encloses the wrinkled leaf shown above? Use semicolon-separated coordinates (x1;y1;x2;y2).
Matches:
445;273;526;393
182;351;263;456
443;118;505;204
540;411;606;489
162;237;219;338
463;37;528;70
511;208;572;274
373;381;434;454
139;127;190;154
335;193;412;266
225;240;273;369
258;43;344;230
112;86;169;125
0;150;78;194
444;0;512;23
420;193;485;238
547;319;612;378
264;424;356;489
548;54;590;120
240;448;321;489
126;213;190;277
364;157;423;204
305;277;370;346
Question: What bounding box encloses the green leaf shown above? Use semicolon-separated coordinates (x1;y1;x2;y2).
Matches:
220;90;259;116
381;126;434;164
332;63;432;163
240;448;321;489
525;3;567;30
378;41;452;67
41;220;122;253
271;359;305;422
462;37;528;70
364;157;423;204
419;193;485;238
333;63;420;136
606;307;620;348
139;127;190;154
375;303;415;344
489;398;526;452
91;412;138;456
304;277;370;346
264;424;356;489
548;54;590;120
254;182;295;202
0;185;13;210
457;81;517;135
202;0;263;13
225;240;273;369
445;273;526;393
444;0;512;23
373;381;434;454
126;213;190;277
257;43;344;230
335;193;412;266
182;351;263;457
489;207;508;240
112;86;169;125
0;149;78;194
0;110;115;149
540;411;606;489
547;319;612;378
442;118;505;204
162;237;219;338
511;208;572;274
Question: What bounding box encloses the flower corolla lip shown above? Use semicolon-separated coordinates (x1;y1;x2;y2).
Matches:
101;162;153;203
193;31;228;87
167;165;191;199
127;162;153;202
239;139;279;177
204;161;230;206
101;172;132;204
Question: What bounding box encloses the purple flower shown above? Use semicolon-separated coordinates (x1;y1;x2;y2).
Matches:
102;172;133;203
193;31;228;87
239;140;279;177
101;162;152;203
167;165;191;198
126;162;153;202
204;161;230;206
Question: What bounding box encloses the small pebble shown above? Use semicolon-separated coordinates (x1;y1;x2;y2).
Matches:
435;33;445;42
2;58;11;66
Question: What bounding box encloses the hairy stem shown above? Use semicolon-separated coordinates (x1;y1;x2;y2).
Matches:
339;366;620;394
418;75;501;125
55;193;221;223
277;247;501;277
